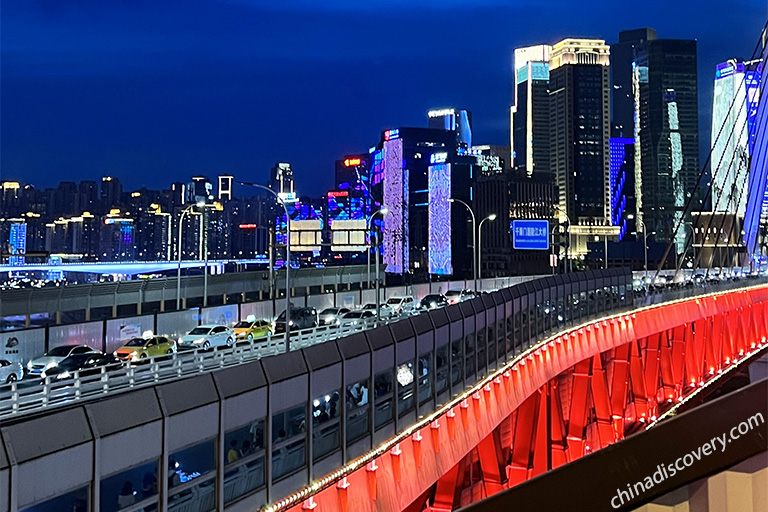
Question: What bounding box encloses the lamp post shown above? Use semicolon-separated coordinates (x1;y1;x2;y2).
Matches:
238;181;292;352
367;207;390;322
449;198;477;291
176;202;204;310
553;205;571;273
478;213;497;280
551;225;560;275
638;218;648;280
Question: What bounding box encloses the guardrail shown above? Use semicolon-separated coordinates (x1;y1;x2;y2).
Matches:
0;312;406;418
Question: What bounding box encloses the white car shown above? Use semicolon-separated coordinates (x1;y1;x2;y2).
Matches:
26;345;99;376
0;360;23;384
361;303;394;319
178;325;235;350
340;310;375;327
386;296;416;315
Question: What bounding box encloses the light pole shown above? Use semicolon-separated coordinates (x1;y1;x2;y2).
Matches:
551;225;560;275
478;213;497;280
176;201;204;311
367;207;389;322
553;205;571;273
449;198;477;291
638;218;648;280
238;181;292;352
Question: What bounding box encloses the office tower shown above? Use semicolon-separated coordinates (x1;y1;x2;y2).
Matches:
8;222;26;265
170;182;186;207
610;138;634;240
711;59;762;216
268;163;295;197
189;176;214;204
471;145;508;177
0;182;21;217
218;175;234;202
101;176;123;212
630;33;700;245
427;108;473;148
549;39;611;225
510;45;552;177
373;127;474;278
611;28;658;138
78;181;99;213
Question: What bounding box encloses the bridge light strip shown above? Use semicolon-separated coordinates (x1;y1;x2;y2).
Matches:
264;282;768;512
646;338;768;429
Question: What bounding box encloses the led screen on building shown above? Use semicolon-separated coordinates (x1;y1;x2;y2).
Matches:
428;163;452;275
383;138;407;273
290;219;322;252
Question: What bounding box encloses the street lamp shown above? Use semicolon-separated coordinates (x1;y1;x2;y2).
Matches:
478;213;497;280
176;201;205;311
238;181;292;352
367;207;390;322
553;205;571;273
448;198;477;291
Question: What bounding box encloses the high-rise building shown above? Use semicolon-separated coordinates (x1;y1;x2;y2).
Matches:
627;32;700;245
611;28;658;138
510;45;552;177
373;127;474;278
189;176;214;204
610;138;634;240
549;39;612;222
78;181;99;213
101;176;123;213
711;59;762;216
269;163;295;197
427;108;473;148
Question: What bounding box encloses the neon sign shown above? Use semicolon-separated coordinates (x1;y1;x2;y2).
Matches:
328;190;349;198
239;224;257;229
344;158;361;167
384;129;399;141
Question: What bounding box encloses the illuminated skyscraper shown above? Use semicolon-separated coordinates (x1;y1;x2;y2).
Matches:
427;108;473;148
711;59;762;216
268;162;295;197
549;39;611;226
218;175;234;202
630;34;700;245
510;45;551;177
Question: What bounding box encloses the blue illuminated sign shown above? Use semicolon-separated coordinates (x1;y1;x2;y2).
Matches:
512;220;549;250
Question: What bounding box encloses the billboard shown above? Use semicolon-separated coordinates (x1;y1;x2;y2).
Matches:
512;220;550;250
290;219;322;252
331;219;367;252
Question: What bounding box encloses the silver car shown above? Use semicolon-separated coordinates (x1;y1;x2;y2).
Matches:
178;325;235;350
0;360;23;384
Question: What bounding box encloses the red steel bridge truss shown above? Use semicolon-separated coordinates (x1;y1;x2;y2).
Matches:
268;285;768;512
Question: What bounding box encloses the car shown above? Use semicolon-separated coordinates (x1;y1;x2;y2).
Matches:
339;310;375;327
41;352;123;381
114;335;176;362
418;293;448;311
318;307;351;326
232;319;272;341
273;307;319;333
386;296;416;315
178;325;235;350
26;344;99;376
361;303;394;319
445;289;475;305
0;360;23;384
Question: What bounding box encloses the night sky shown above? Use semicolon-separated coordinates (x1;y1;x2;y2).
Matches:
1;0;765;196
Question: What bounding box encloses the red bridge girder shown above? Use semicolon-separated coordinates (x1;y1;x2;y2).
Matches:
271;286;768;512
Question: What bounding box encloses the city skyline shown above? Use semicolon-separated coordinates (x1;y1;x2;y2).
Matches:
1;1;765;194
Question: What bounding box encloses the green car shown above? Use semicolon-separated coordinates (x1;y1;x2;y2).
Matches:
114;336;176;362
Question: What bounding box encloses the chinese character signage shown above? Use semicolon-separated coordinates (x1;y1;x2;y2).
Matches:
512;219;549;250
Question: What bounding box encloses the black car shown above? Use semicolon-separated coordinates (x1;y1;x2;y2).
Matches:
41;353;123;382
419;294;448;310
273;307;319;333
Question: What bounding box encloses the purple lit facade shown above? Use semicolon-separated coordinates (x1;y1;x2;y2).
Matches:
383;138;408;273
428;162;452;275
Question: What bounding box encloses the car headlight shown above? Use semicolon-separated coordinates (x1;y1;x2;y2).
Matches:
288;320;294;326
113;351;118;357
131;353;141;362
55;371;71;380
45;362;57;370
177;338;183;344
26;361;33;370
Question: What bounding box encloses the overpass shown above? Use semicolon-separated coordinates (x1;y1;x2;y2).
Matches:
1;270;767;512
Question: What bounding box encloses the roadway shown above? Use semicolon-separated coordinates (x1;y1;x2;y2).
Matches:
0;275;758;420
